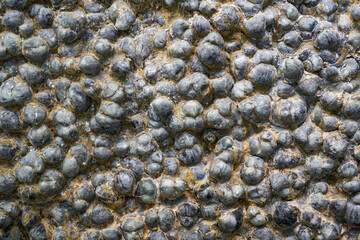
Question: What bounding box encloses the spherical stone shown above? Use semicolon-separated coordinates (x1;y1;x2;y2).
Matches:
38;170;64;196
60;157;79;178
272;97;307;129
315;29;341;51
94;39;113;56
27;125;52;147
115;10;136;31
0;174;16;194
310;193;329;211
102;228;121;240
339;162;358;179
318;222;341;240
1;32;22;58
323;134;348;159
320;91;343;111
251;228;274;240
178;145;203;165
196;42;225;68
99;25;121;42
114;169;135;195
170;18;189;39
249;63;277;87
69;82;90;112
169;40;193;59
19;151;46;173
280;58;304;84
150;97;174;120
4;0;28;10
158;208;175;232
145;208;158;228
134;134;157;156
54;11;86;43
346;203;360;227
273;202;299;229
5;79;33;107
241;156;266;185
160;59;186;81
79;55;101;75
22;37;49;62
209;160;232;182
37;8;55;28
212;5;241;34
29;224;48;240
19;64;46;85
4;10;24;30
135;178;158;204
160;178;186;200
0;109;23;132
239;94;271;124
21;206;39;228
92;204;114;226
193;15;213;37
231;80;253;100
154;30;167;49
243;13;266;38
149;231;166;240
42;145;65;164
0;140;17;161
17;18;33;37
217;208;243;233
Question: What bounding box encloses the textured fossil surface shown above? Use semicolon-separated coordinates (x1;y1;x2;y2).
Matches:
0;0;360;239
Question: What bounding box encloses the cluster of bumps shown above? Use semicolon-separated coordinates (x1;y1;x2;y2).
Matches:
1;0;360;239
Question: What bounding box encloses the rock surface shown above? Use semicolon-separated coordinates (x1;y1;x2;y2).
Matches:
0;0;358;239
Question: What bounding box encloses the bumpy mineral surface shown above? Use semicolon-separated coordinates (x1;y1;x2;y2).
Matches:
0;0;359;239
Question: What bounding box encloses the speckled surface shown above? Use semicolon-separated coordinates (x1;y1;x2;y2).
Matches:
0;0;359;239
